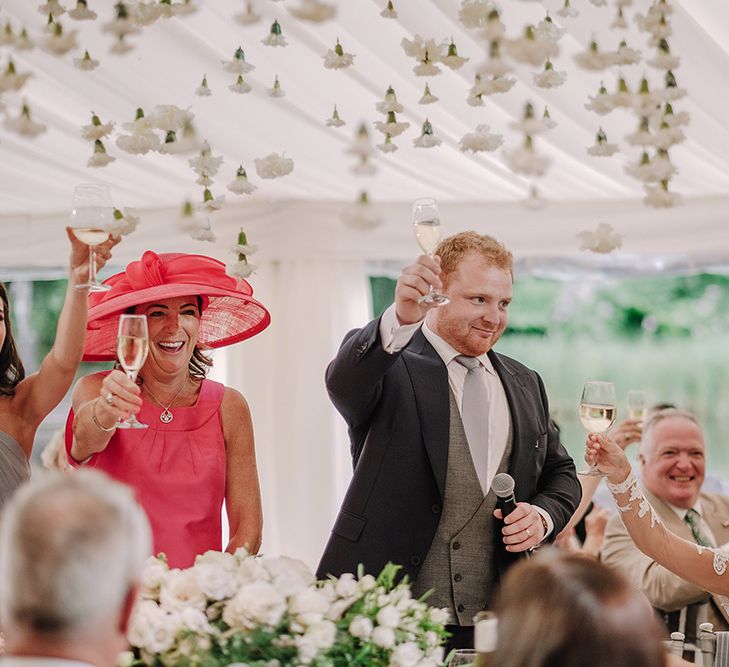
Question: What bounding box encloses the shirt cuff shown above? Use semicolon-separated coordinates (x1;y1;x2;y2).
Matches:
379;303;423;354
532;505;554;542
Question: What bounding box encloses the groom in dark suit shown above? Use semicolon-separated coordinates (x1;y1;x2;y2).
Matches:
317;231;580;648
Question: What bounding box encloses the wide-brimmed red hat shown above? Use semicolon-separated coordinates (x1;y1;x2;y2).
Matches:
83;251;271;361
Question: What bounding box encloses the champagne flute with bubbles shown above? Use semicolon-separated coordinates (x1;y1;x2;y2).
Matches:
579;381;616;477
412;197;449;306
116;314;149;429
69;183;113;292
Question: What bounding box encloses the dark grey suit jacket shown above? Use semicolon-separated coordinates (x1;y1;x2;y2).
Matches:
316;318;581;582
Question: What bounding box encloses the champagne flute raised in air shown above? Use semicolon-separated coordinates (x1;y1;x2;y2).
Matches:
412;197;449;306
627;389;647;423
69;183;112;292
116;314;149;429
579;380;616;477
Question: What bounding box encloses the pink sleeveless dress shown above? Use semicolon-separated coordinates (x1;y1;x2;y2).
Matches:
65;374;226;569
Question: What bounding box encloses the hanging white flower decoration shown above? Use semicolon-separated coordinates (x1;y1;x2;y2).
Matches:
374;111;410;138
68;1;97;20
151;104;193;132
585;82;615;115
401;36;444;62
625;151;677;183
189;143;223;179
177;200;203;233
556;0;578;18
254;153;294;179
228;259;256;278
323;39;355;69
577;223;622;254
227;166;257;195
441;41;469;70
574;39;616;70
380;1;397;19
614;40;641;66
413;51;442;77
223;47;255;74
190;224;216;243
196;74;212;97
38;1;65;17
611;7;628;30
160;1;199;18
458;0;494;29
289;0;336;22
658;71;686;103
15;28;35;51
413;118;441;148
110;35;134;54
341;192;382;230
87;139;116;168
326;105;345;128
376;86;404;114
131;2;162;26
107;207;140;236
0;22;15;48
478;75;516;96
480;8;505;41
504;136;551;176
524;185;546;210
506;25;559;67
102;3;140;38
3;102;46;138
643;181;682;208
267;75;285;98
606;76;633;109
658;103;689;128
458;124;504;153
652;123;685;150
200;187;225;213
535;14;565;41
533;59;566;88
0;59;31;93
41;20;78;55
542;106;557;129
81;112;114;141
376;134;398;153
647;39;679;70
229;74;252;94
509;103;551;136
347;124;375;158
351;156;377;176
587;128;619;156
476;42;512;77
419;83;439;105
632;77;662;114
466;90;484;107
116;108;160;154
234;1;261;25
262;20;287;47
158;118;202;154
73;49;99;70
228;229;258;278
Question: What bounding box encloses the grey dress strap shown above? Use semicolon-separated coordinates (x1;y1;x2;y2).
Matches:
0;431;30;511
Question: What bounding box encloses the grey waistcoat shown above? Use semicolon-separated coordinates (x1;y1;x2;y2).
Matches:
412;391;512;625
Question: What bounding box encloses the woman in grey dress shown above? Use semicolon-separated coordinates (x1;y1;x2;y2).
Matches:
0;228;117;509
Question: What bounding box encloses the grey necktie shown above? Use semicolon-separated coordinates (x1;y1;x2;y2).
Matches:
455;355;490;494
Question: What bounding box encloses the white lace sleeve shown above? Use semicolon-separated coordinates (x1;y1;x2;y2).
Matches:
606;470;661;528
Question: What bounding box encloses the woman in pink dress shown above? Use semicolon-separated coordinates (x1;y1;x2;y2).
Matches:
65;251;270;568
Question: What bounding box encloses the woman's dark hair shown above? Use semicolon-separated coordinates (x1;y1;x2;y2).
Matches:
493;550;665;667
0;282;25;396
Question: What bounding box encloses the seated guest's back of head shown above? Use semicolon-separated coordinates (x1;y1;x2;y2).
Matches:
493;550;665;667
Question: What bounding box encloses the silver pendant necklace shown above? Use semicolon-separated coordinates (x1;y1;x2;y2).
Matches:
142;377;188;424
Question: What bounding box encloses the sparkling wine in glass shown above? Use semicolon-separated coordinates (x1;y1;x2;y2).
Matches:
70;183;113;292
412;197;449;306
627;389;647;423
579;380;616;477
116;314;149;429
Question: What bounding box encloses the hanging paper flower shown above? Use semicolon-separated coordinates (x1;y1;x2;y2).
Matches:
375;86;404;114
376;134;398;153
196;74;212;96
73;49;99;70
380;1;397;19
643;180;682;208
107;207;140;236
533;59;566;88
227;166;257;195
458;0;494;29
189;142;223;180
68;0;97;20
87;139;116;168
505;25;559;67
658;70;686;102
458;124;504;153
584;82;613;115
228;229;258;278
116;108;160;154
577;223;622;254
611;7;628;29
587;127;619;156
632;76;662;114
441;41;468;70
556;0;578;18
535;14;565;41
234;1;261;25
262;20;287;47
574;39;616;70
504;135;551;176
413;50;441;76
254;152;294;179
38;1;65;17
625;150;677;183
373;111;410;138
0;59;31;93
15;28;35;51
81;112;114;140
418;83;438;105
229;74;252;94
102;2;140;38
289;0;336;22
41;20;78;55
413;118;441;148
267;75;285;98
3;102;47;138
326;105;345;127
222;47;255;74
614;40;641;66
323;39;355;69
341;192;382;230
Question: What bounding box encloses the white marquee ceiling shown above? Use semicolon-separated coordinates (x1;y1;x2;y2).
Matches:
1;0;728;270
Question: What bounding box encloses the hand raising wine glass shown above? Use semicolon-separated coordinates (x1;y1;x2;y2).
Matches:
116;314;149;429
579;381;616;477
70;183;113;292
412;197;449;306
626;389;647;423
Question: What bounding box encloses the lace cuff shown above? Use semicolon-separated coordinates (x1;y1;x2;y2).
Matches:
606;470;636;495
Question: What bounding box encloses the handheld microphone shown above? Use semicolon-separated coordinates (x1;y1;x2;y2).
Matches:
491;472;518;519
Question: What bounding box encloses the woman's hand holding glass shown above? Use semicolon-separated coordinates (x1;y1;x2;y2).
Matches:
585;433;632;484
66;226;118;289
95;369;142;429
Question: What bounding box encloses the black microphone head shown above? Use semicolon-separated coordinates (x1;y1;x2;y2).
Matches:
491;472;515;499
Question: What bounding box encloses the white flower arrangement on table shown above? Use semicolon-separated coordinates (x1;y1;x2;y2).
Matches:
380;1;397;19
262;20;288;47
126;551;449;666
68;0;97;21
587;127;619;156
73;49;99;70
326;105;345;128
228;229;258;278
254;152;294;179
323;39;355;70
227;166;257;195
3;101;46;138
0;59;31;93
459;124;503;153
413;119;441;148
290;0;337;22
577;222;622;254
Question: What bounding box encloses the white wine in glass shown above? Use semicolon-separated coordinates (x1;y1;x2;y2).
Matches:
579;380;616;477
116;314;149;430
412;197;449;306
70;183;113;292
627;389;647;422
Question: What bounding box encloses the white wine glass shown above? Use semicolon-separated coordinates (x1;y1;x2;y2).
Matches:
116;314;150;430
412;197;449;306
579;380;616;477
69;183;113;292
627;389;647;423
447;649;478;666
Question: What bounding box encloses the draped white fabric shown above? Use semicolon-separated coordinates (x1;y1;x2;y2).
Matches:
220;257;370;567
